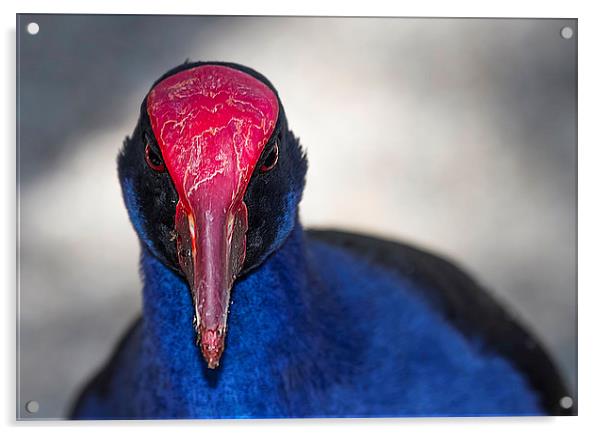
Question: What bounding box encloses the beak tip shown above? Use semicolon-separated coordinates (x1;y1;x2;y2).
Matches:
199;327;226;369
206;357;221;370
202;349;223;369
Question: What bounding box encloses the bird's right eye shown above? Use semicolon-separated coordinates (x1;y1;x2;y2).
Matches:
145;138;166;172
260;141;279;172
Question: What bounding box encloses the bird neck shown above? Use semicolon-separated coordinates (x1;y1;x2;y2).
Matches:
138;221;354;389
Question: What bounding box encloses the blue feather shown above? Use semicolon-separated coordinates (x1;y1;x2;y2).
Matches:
74;221;543;418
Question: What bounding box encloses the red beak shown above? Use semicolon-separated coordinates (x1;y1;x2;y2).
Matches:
147;65;279;368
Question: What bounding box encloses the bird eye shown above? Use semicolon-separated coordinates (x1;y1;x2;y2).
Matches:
260;142;279;172
145;141;166;172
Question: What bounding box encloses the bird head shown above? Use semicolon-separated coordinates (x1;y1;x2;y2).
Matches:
117;62;307;369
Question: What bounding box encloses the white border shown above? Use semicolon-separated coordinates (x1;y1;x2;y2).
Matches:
2;1;600;434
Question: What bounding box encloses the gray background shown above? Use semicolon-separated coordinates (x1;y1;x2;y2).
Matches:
17;15;577;419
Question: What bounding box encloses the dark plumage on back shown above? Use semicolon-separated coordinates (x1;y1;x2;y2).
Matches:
307;230;573;415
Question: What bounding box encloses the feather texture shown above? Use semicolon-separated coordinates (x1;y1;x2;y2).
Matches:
72;223;554;418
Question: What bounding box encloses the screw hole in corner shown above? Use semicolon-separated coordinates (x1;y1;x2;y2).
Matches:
26;22;40;35
560;26;574;40
25;400;39;414
559;395;573;410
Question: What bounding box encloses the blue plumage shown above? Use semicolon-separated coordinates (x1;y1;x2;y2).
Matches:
74;222;543;418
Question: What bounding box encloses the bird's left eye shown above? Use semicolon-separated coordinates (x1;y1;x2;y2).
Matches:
260;142;279;172
145;142;166;172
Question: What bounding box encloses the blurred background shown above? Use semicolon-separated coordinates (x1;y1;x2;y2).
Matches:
17;15;577;419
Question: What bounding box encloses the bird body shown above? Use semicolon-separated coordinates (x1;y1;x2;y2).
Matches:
71;61;571;418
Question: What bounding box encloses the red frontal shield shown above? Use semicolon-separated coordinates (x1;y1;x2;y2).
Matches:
146;65;279;368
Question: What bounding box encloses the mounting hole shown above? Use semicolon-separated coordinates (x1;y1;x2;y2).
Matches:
25;400;39;414
26;22;40;35
560;26;574;40
559;396;573;409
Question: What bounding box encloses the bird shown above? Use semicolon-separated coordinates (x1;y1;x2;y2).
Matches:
71;61;573;419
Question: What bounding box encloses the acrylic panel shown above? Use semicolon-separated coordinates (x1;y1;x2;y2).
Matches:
16;15;577;419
